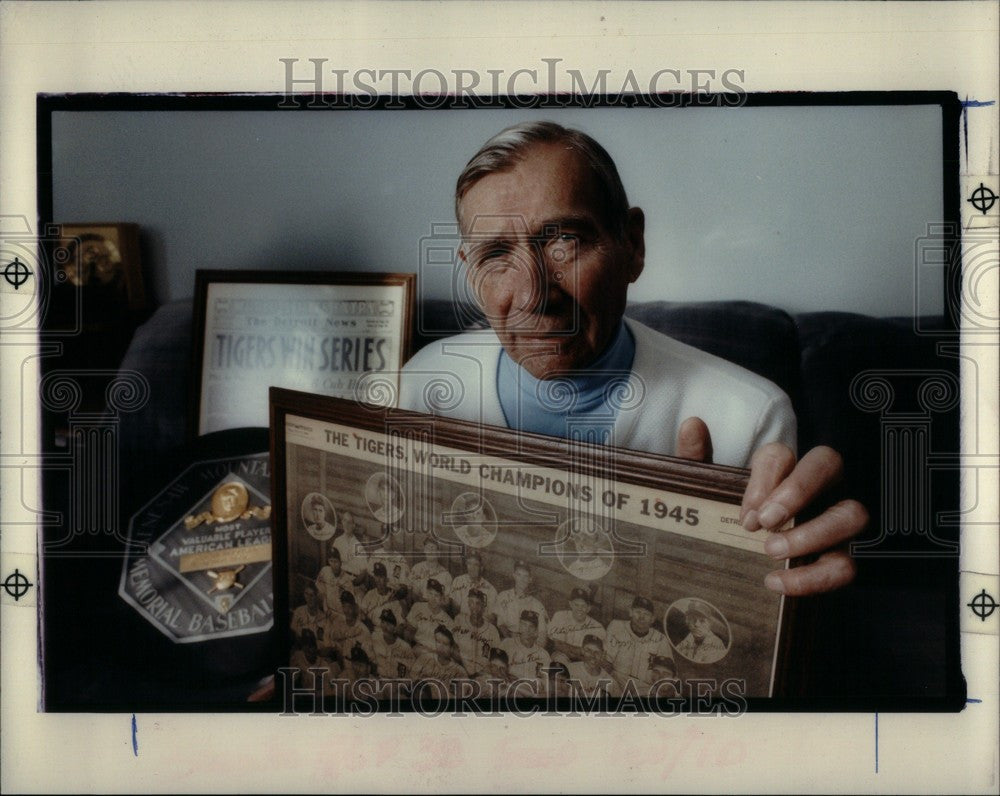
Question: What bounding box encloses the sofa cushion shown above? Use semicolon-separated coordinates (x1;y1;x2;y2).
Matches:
117;299;193;461
796;312;958;465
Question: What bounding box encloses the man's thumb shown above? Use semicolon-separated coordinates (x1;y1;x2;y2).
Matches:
676;416;713;463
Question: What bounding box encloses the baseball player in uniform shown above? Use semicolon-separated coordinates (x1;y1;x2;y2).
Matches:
605;595;674;690
674;599;728;664
647;654;681;697
495;560;548;643
476;646;512;689
359;561;406;627
451;588;501;677
566;633;620;698
500;610;551;694
315;546;357;617
324;592;375;663
289;628;342;696
370;608;416;682
448;551;499;620
331;510;367;581
409;625;469;686
342;645;377;698
290;582;330;645
409;540;454;602
403;577;453;655
361;521;411;592
547;587;606;663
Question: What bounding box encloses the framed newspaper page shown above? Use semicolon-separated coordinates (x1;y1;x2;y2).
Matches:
270;388;795;713
191;270;415;437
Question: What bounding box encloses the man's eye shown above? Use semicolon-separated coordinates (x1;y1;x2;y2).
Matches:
473;248;511;267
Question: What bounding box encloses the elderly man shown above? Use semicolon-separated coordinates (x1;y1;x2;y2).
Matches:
399;121;864;596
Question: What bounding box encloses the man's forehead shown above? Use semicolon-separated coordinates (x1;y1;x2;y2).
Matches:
462;213;594;240
459;143;603;235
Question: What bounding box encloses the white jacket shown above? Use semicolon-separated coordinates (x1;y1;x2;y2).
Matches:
397;318;795;468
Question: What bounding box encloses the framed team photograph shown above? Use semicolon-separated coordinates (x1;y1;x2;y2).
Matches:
270;387;794;711
191;269;415;437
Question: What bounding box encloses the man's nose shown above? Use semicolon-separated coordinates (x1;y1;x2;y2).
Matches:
510;241;564;313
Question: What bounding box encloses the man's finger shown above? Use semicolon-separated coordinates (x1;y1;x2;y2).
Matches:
676;416;712;463
743;445;843;532
763;500;868;560
763;549;857;595
740;443;796;530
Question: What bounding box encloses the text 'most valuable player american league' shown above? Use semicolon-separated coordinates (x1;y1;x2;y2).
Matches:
271;390;791;705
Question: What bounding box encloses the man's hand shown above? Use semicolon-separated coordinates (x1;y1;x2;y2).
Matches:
676;417;865;596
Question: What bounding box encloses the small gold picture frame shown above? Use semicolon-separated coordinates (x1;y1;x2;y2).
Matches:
56;222;146;314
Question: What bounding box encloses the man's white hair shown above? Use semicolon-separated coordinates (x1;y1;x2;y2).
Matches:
455;120;631;237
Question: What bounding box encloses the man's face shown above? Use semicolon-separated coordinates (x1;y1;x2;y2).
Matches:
629;606;654;635
517;619;538;647
467;558;481;579
304;587;318;609
380;620;397;641
689;615;710;641
582;641;603;669
427;589;443;611
459;142;645;379
311;503;325;524
569;597;589;622
329;556;342;575
342;511;354;534
468;594;485;621
343;603;358;624
513;568;530;592
424;543;439;564
374;572;387;591
489;659;509;679
434;633;452;660
221;491;236;513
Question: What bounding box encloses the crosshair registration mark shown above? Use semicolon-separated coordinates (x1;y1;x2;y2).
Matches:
966;182;997;215
3;568;34;601
3;257;32;289
967;588;998;622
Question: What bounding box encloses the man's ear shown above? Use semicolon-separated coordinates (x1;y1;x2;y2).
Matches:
624;207;646;283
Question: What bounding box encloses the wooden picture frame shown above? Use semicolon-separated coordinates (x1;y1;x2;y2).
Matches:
191;270;415;438
55;222;146;313
269;388;794;712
